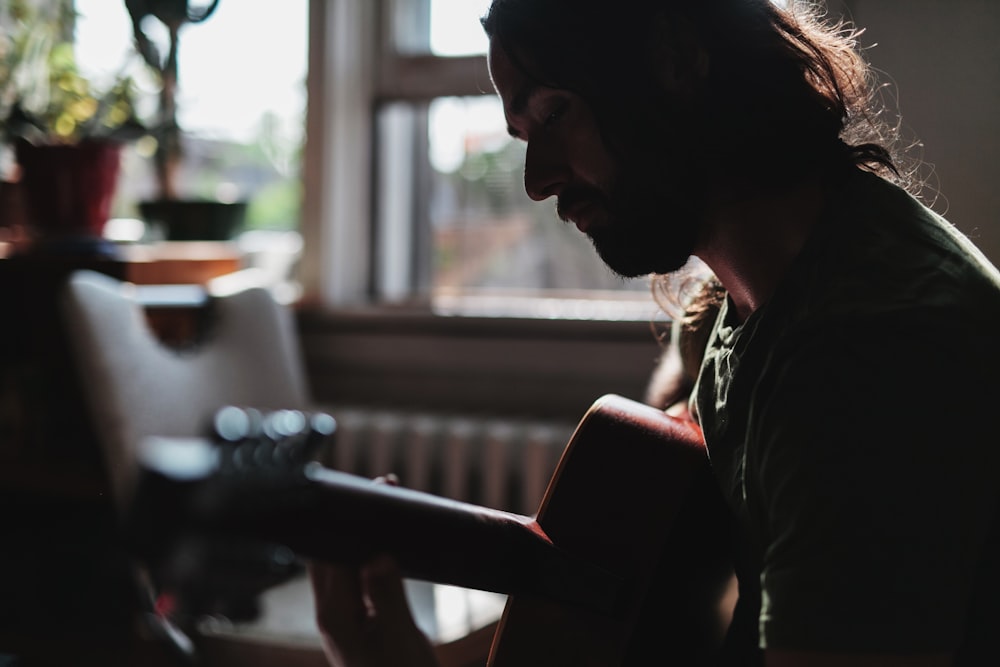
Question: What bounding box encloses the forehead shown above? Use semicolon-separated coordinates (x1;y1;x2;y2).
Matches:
488;40;522;98
488;39;543;122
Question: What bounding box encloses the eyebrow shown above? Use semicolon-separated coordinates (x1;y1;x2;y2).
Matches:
506;82;540;139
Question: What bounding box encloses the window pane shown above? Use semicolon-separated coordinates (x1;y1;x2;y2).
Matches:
392;0;789;56
391;0;492;56
376;96;658;319
429;96;645;293
73;0;307;232
431;0;491;55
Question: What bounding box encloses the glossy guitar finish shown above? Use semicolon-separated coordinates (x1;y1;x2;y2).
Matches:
488;394;713;667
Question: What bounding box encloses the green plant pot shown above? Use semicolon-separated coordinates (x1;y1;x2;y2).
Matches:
139;199;248;242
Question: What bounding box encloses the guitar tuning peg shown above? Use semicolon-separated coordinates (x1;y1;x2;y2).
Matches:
243;408;266;440
213;405;252;443
309;412;337;438
263;409;308;441
294;411;336;461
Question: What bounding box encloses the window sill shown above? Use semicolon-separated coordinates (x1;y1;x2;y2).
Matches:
295;304;671;421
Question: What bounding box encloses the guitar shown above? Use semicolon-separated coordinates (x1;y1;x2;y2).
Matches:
126;394;734;667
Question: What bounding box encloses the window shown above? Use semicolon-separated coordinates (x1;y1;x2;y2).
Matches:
69;0;669;319
303;0;665;321
389;0;658;319
73;0;308;235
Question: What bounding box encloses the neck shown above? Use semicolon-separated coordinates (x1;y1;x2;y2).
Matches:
693;178;828;323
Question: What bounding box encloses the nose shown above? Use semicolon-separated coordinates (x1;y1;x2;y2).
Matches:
523;137;569;202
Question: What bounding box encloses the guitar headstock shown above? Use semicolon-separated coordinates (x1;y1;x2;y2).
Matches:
123;405;338;626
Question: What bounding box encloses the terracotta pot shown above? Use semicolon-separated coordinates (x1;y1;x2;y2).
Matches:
14;139;122;257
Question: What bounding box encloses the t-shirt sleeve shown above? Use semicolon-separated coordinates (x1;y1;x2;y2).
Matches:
751;311;1000;653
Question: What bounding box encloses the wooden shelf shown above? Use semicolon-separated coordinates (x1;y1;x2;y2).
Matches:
120;241;243;285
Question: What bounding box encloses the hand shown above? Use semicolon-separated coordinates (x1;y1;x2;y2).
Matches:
309;555;441;667
309;470;440;667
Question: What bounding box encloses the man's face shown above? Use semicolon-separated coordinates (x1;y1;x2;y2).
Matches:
488;39;704;278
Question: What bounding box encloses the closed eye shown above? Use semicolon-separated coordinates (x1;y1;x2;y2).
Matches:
543;100;570;128
504;90;570;140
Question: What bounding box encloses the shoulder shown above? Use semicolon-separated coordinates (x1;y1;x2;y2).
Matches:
774;169;1000;330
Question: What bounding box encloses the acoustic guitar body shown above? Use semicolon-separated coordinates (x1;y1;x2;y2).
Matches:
488;394;733;667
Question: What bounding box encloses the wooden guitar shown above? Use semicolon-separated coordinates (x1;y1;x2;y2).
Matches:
126;394;733;667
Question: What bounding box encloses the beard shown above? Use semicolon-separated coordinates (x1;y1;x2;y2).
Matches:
590;169;702;279
560;126;706;279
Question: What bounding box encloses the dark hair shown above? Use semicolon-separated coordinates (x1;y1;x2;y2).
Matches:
482;0;903;190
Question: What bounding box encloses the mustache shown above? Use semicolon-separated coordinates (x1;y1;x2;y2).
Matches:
556;186;611;222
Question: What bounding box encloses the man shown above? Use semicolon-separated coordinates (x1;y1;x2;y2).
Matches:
311;0;1000;665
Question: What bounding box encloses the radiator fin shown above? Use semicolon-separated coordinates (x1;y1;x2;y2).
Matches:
319;408;575;515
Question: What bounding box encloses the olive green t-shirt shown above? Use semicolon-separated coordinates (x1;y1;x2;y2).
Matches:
695;168;1000;663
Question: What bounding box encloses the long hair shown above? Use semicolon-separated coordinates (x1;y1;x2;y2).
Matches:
482;0;909;326
483;0;902;183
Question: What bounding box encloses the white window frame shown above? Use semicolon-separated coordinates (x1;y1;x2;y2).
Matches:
301;0;491;308
296;0;670;419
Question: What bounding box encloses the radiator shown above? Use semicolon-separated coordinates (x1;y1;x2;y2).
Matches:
318;407;578;516
310;407;578;641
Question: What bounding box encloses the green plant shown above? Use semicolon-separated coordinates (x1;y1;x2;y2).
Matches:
125;0;220;200
0;0;145;147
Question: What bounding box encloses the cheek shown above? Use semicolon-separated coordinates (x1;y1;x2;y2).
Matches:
569;137;617;193
561;107;617;191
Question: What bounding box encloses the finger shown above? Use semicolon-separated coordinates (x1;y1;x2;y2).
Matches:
362;555;441;667
362;555;415;628
373;473;400;486
308;561;367;636
309;561;377;667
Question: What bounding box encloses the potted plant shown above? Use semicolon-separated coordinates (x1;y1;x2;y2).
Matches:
125;0;247;242
1;0;146;258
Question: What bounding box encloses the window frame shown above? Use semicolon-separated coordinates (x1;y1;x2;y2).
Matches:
297;0;668;417
301;0;492;307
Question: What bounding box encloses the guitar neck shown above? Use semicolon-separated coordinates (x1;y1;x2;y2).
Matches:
255;464;621;611
127;441;621;612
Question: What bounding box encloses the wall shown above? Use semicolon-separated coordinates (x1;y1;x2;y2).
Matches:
299;309;666;422
836;0;1000;263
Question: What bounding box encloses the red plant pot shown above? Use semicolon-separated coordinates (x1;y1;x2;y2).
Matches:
15;139;123;255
